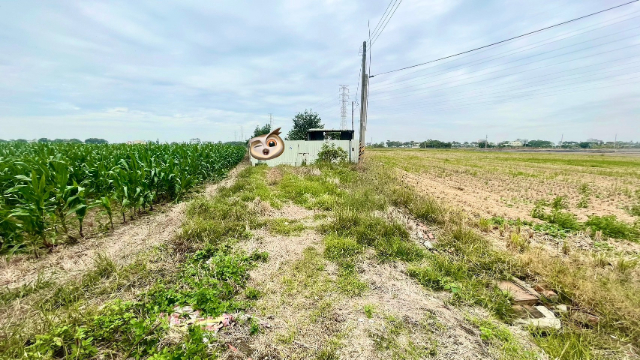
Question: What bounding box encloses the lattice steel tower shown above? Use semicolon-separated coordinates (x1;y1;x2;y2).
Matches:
339;85;349;130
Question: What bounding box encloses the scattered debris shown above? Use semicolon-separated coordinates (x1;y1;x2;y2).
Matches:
571;311;600;326
554;304;568;314
423;240;434;250
427;232;435;240
160;306;235;333
512;305;544;319
541;289;559;302
498;280;539;306
534;284;559;302
515;305;562;330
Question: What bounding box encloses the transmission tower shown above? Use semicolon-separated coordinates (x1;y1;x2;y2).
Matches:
339;85;349;130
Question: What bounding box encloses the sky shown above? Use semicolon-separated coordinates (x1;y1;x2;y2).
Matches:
1;0;639;144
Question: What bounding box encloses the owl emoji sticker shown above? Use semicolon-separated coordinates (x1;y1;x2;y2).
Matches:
249;127;285;160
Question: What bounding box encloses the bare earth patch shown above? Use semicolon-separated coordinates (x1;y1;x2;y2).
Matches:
219;202;523;360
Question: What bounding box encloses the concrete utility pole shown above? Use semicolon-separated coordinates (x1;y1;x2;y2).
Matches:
339;85;349;130
358;41;368;163
351;101;355;131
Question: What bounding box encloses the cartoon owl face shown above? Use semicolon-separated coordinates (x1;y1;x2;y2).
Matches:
249;127;285;160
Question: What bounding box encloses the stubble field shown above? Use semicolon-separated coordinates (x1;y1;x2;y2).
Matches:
372;148;640;235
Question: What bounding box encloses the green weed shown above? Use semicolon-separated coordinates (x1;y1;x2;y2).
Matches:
585;215;639;242
364;304;375;319
264;218;305;236
469;317;537;360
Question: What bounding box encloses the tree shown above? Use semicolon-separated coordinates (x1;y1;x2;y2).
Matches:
85;138;108;144
419;139;452;149
527;140;553;148
253;124;271;138
68;139;83;144
37;138;49;143
287;110;323;140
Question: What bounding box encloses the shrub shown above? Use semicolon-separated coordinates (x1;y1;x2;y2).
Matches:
316;143;348;164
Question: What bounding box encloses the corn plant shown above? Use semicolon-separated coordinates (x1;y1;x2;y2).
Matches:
0;142;246;255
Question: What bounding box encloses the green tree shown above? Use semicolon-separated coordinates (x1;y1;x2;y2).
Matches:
527;140;553;148
253;124;271;138
85;138;108;144
287;110;323;140
37;138;49;143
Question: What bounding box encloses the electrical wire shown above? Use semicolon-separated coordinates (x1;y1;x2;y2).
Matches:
406;76;640;115
375;73;640;115
371;0;403;45
373;60;640;110
371;12;640;90
370;0;640;77
370;0;398;42
370;40;640;101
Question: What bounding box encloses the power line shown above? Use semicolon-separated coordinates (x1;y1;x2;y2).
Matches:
369;0;397;42
372;24;640;95
371;0;403;45
371;12;640;90
375;0;636;86
370;41;640;101
373;61;640;110
371;0;640;77
376;73;640;115
408;76;640;115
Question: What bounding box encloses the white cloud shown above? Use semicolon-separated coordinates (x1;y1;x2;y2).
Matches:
1;0;639;143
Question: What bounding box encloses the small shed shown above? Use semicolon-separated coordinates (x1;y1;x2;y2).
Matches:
251;129;358;166
307;129;355;141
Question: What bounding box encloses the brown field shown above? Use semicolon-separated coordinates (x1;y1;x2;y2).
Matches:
372;148;640;224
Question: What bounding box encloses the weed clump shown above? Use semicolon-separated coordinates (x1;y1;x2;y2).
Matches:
585;215;639;242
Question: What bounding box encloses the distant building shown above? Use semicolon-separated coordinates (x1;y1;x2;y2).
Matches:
126;140;147;145
190;138;201;144
507;140;523;147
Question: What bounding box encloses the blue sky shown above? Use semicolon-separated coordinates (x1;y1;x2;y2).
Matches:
1;0;639;143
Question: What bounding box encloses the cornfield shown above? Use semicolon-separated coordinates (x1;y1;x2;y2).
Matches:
0;142;245;256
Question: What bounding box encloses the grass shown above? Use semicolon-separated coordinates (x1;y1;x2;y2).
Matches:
368;314;438;359
263;218;305;235
364;155;640;358
0;165;273;358
469;316;537;360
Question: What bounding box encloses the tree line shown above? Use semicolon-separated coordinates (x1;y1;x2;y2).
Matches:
0;138;109;144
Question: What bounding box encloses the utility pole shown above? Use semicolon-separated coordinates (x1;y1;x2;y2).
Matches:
485;134;488;149
615;133;618;150
560;134;564;148
351;101;355;131
269;113;273;129
358;41;368;163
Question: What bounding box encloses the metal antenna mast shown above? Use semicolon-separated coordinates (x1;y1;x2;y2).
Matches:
339;85;349;130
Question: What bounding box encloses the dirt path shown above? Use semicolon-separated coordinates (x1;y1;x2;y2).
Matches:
219;203;514;360
0;163;248;291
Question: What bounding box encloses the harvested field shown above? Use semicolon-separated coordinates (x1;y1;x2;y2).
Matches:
372;149;640;224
